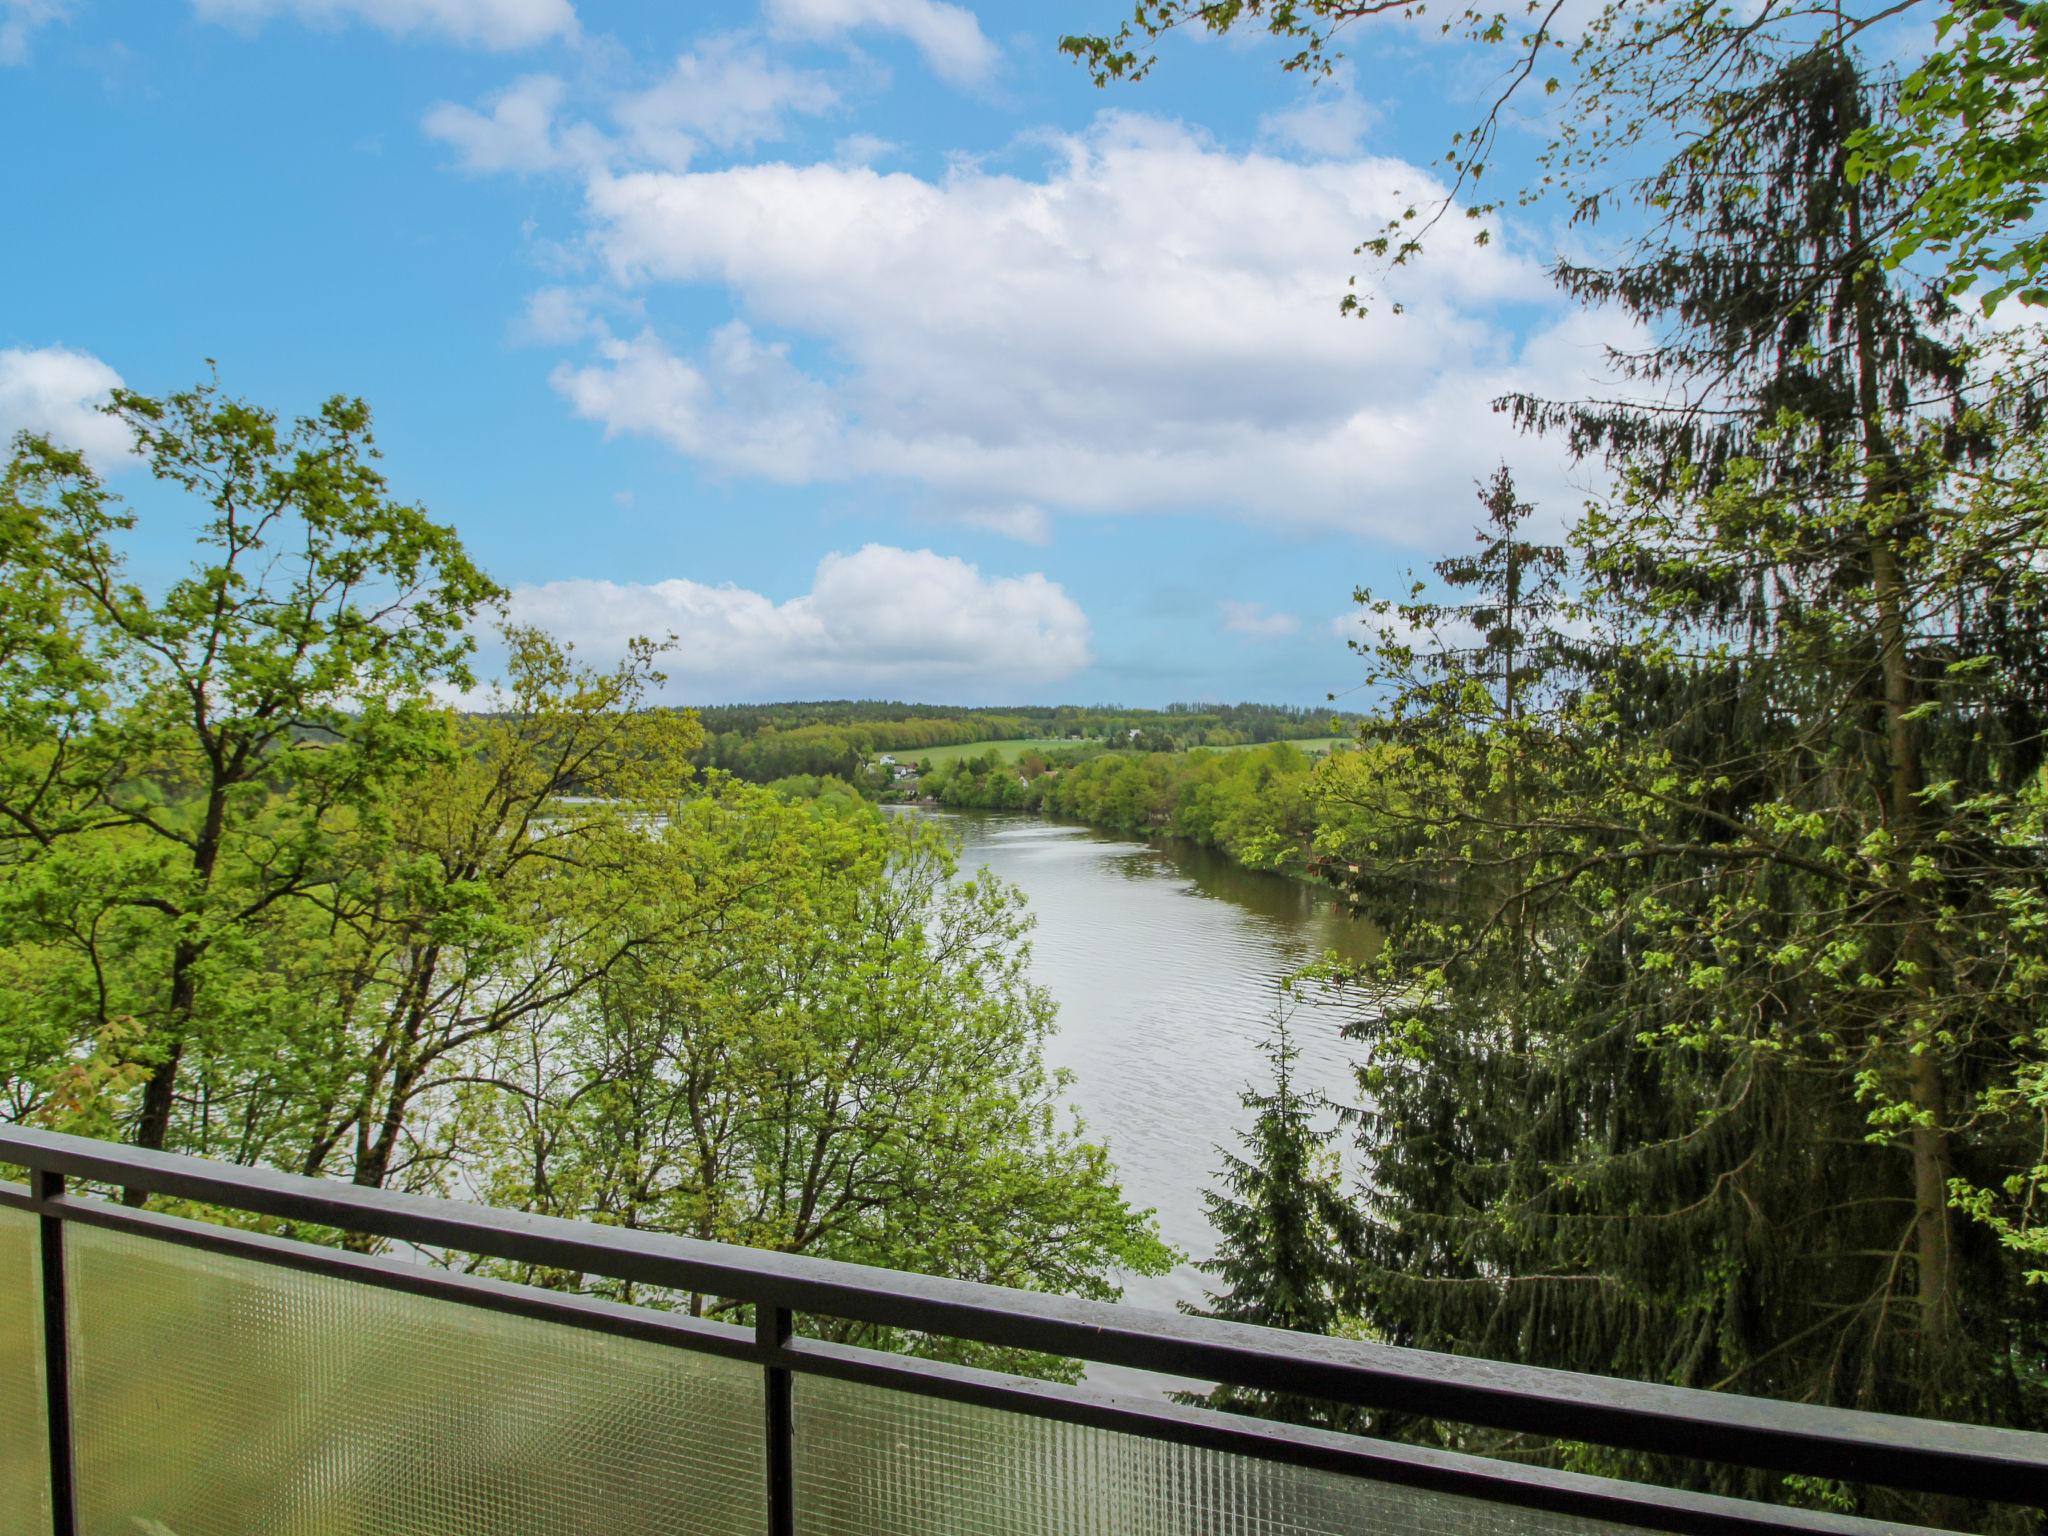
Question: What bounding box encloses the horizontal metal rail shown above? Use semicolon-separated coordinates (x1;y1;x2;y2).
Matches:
0;1179;1928;1536
3;1124;2043;1528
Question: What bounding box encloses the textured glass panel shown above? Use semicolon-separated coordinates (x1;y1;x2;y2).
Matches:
66;1225;765;1536
0;1205;51;1533
794;1374;1661;1536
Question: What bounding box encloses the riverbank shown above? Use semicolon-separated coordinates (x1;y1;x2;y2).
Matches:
893;807;1378;1323
908;739;1348;878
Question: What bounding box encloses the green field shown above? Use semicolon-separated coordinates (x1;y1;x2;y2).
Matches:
1224;735;1351;756
880;737;1079;768
881;735;1353;768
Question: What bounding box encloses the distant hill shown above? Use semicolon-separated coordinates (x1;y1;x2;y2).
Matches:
684;701;1366;786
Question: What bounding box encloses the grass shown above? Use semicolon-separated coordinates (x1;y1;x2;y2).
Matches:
880;736;1354;768
880;737;1079;768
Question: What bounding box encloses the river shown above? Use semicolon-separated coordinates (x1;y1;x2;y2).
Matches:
900;807;1381;1327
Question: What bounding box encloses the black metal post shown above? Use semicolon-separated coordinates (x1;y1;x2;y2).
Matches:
36;1170;77;1536
7;1125;2048;1522
759;1304;795;1536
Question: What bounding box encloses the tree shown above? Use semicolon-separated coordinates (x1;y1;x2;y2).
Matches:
1179;1004;1367;1428
1075;1;2048;1518
1852;2;2048;310
1324;43;2048;1523
0;375;1180;1391
220;628;705;1200
0;377;500;1155
465;787;1176;1377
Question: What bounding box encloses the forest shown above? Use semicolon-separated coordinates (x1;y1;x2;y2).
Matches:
5;0;2048;1525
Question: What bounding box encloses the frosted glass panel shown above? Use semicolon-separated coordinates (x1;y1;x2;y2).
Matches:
66;1224;765;1536
0;1205;51;1533
793;1374;1657;1536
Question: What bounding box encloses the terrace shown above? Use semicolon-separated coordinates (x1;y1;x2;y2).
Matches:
2;1124;2041;1536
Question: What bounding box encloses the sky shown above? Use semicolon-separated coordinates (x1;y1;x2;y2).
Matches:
0;0;1615;707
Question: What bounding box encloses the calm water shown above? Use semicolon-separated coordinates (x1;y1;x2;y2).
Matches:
902;807;1380;1321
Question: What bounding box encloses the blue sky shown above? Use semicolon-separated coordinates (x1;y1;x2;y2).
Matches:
0;0;1605;707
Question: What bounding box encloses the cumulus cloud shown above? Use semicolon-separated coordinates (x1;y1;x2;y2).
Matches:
544;113;1612;544
764;0;996;86
504;543;1090;700
1;0;69;65
834;131;898;167
423;75;607;174
518;285;620;345
0;346;133;464
1259;68;1378;158
953;504;1050;544
426;40;840;177
614;37;839;165
552;323;845;483
190;0;576;49
1220;601;1300;638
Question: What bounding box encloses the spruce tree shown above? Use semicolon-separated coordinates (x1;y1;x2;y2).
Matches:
1179;1006;1367;1429
1072;4;2048;1519
1321;38;2048;1524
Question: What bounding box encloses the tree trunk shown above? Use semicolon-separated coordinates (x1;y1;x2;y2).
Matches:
1848;186;1955;1398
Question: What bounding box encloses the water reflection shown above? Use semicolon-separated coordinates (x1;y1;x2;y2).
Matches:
900;808;1381;1322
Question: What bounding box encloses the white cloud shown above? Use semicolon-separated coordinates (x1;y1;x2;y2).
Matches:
834;131;898;167
517;285;618;345
0;347;133;465
423;75;607;175
504;543;1090;700
426;41;839;178
552;323;846;484
191;0;576;49
1220;600;1300;638
546;113;1610;544
953;504;1050;544
1;0;69;65
1259;68;1377;157
764;0;996;86
614;37;839;165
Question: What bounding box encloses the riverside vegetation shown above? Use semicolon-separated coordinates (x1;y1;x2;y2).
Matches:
6;0;2048;1522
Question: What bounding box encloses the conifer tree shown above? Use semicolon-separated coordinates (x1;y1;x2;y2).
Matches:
1077;0;2048;1521
1179;1005;1367;1429
1323;41;2048;1521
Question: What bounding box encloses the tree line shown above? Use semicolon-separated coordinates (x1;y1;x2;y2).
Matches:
919;739;1352;873
689;700;1357;787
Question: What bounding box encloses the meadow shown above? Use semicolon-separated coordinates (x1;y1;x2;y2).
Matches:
885;736;1353;768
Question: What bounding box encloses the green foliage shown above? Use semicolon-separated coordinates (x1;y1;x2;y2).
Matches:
1177;1005;1370;1428
0;376;1171;1367
920;738;1359;871
690;701;1357;788
1315;43;2048;1529
0;375;501;1149
1852;0;2048;309
460;782;1175;1374
1075;4;2048;1510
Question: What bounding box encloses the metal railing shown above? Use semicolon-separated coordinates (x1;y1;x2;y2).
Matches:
1;1124;2042;1536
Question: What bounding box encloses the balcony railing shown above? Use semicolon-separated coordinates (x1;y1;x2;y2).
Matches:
2;1124;2043;1536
